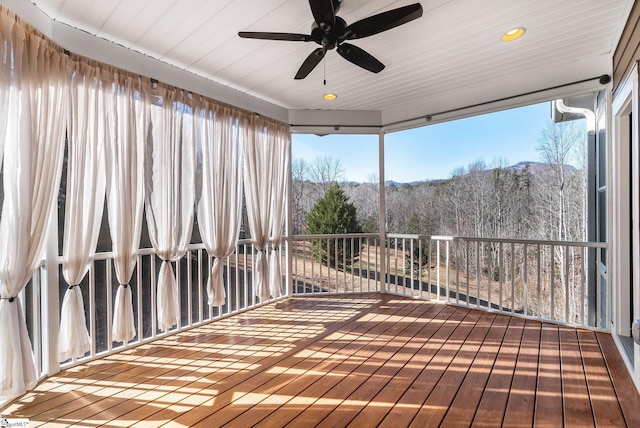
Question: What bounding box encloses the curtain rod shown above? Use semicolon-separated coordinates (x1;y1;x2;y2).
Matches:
383;74;611;128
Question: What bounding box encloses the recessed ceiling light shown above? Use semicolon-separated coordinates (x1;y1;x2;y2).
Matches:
323;93;337;101
502;27;526;42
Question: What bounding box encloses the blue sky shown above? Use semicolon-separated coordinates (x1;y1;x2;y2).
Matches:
292;102;575;183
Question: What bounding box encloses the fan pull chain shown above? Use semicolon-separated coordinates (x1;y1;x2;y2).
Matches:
323;55;326;86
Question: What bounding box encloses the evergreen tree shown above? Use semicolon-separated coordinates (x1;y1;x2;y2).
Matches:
307;184;362;267
405;212;428;275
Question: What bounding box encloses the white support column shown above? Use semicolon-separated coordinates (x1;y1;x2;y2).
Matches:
378;130;387;293
43;205;60;376
286;134;293;298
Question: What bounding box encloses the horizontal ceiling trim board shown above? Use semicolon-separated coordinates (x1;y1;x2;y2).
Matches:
288;109;383;128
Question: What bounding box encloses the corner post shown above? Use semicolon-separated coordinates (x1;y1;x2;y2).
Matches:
378;129;387;293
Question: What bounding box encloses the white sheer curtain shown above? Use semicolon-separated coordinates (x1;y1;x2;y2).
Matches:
195;103;243;306
106;71;146;343
267;123;290;298
0;8;67;400
242;118;290;301
145;86;195;332
58;62;106;362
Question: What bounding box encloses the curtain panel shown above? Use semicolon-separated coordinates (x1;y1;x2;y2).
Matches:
58;61;107;362
0;6;67;400
267;123;290;298
242;117;291;301
106;71;147;343
145;86;195;332
195;102;243;307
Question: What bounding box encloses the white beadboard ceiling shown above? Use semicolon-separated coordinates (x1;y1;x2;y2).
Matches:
12;0;635;129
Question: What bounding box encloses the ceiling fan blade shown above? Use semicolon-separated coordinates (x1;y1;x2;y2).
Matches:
337;43;384;73
309;0;336;30
295;47;326;79
238;31;312;42
342;3;423;40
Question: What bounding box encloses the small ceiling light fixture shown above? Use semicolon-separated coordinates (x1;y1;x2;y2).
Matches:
502;27;526;42
323;93;338;101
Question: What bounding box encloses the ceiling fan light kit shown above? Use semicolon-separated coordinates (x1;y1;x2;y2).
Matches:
239;0;424;79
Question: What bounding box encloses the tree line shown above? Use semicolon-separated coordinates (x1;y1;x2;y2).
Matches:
293;121;587;243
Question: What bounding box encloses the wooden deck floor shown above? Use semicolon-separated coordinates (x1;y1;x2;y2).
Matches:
2;294;639;427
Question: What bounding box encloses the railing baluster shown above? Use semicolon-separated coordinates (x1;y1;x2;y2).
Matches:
550;244;555;320
343;237;346;293
510;242;515;313
150;255;156;336
89;262;96;357
174;257;181;329
187;250;192;326
580;246;586;325
455;240;460;304
445;240;450;303
137;255;143;338
436;240;441;301
536;244;541;319
359;237;363;293
476;241;480;308
106;259;113;351
373;237;377;292
565;245;570;323
499;242;503;311
466;240;470;307
419;238;424;299
197;250;203;323
486;241;491;310
523;243;528;317
32;270;42;376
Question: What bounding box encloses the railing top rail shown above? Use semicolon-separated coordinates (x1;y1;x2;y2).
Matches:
60;239;256;263
385;233;608;248
292;233;380;240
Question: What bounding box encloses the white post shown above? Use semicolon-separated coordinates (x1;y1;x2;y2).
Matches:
378;130;387;293
286;134;293;298
43;205;60;376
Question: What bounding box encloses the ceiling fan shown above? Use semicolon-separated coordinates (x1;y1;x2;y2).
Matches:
238;0;423;79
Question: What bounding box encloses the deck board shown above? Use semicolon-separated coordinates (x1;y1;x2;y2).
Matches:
502;319;541;427
1;294;638;428
559;326;595;427
533;323;564;426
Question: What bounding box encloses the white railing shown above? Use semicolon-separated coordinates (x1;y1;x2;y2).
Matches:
387;235;607;328
291;233;607;330
57;239;287;368
291;234;382;295
16;239;286;384
14;232;607;407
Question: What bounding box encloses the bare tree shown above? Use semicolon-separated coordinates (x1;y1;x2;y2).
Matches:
309;155;345;191
291;158;310;234
536;121;584;241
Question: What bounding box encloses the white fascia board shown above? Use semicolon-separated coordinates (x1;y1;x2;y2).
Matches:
289;109;383;134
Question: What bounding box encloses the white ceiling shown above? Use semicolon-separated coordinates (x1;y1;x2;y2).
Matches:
6;0;634;129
